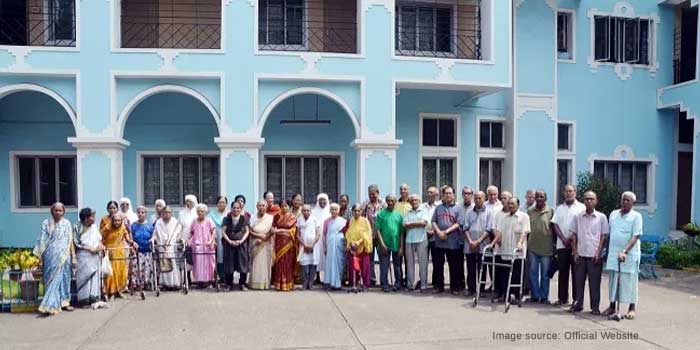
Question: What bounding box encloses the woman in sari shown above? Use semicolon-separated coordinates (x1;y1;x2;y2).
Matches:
34;202;74;315
272;199;297;291
154;206;183;290
74;207;104;307
208;196;229;282
102;214;136;299
100;200;119;232
311;193;331;281
264;191;281;216
119;197;138;226
189;204;216;287
149;199;166;224
222;201;250;291
248;200;274;290
323;203;347;290
130;206;154;290
178;194;198;242
291;193;303;219
345;203;373;289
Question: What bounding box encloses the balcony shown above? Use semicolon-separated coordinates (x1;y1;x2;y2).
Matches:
395;0;482;60
120;0;221;49
672;2;697;85
0;0;76;47
258;0;358;54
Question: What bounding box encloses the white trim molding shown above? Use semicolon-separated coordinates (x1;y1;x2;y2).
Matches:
8;151;79;213
0;83;81;135
514;93;555;120
587;145;659;214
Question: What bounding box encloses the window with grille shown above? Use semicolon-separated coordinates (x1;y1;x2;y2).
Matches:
557;123;572;151
478;158;502;192
593;161;649;204
142;155;220;206
479;121;504;149
16;155;77;208
422;158;455;202
557;159;572;204
594;15;651;65
0;0;76;47
258;0;305;49
265;155;339;204
557;11;573;60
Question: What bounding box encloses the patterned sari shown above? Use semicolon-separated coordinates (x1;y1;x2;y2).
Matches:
74;223;102;305
272;212;298;291
249;213;274;290
101;223;129;295
34;218;73;315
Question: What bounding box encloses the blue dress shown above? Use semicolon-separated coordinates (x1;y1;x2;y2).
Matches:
323;217;347;289
34;218;73;314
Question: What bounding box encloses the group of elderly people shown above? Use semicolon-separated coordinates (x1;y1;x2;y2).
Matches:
32;182;643;321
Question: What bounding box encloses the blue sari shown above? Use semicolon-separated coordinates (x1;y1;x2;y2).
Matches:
34;218;73;314
323;217;347;289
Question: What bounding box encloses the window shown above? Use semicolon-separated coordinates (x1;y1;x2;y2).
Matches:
265;155;339;204
678;112;694;145
396;4;452;53
0;0;76;47
142;155;219;206
258;0;304;48
479;121;504;149
15;155;76;208
593;161;649;204
557;159;572;204
422;118;456;147
557;123;572;151
557;11;573;60
48;0;75;45
422;158;455;202
594;15;651;65
478;158;502;192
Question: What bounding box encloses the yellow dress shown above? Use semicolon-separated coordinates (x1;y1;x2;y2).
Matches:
101;221;129;295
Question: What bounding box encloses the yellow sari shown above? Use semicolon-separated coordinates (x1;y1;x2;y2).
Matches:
345;216;373;254
101;222;129;295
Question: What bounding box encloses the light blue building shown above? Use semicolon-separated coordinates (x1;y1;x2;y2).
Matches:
0;0;698;247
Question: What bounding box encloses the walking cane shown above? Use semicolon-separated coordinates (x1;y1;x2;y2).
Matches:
610;259;623;322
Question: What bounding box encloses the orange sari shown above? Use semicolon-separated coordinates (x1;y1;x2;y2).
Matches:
101;222;129;295
272;212;297;291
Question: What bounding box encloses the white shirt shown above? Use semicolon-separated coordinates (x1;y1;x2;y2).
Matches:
494;211;531;260
297;216;320;265
552;200;586;249
485;201;503;215
419;201;439;233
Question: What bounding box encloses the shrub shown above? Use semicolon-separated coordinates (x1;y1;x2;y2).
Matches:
575;172;621;217
656;242;700;269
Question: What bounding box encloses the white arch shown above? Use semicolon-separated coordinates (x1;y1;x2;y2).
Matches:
258;87;361;139
0;83;78;133
117;84;222;138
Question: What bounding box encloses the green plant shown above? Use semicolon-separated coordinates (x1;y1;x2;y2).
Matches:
575;172;621;217
656;242;700;269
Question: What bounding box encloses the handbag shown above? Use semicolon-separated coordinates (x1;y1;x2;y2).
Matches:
159;257;173;273
101;253;113;277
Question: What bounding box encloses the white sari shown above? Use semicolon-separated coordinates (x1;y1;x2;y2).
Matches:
74;223;102;304
310;194;331;272
155;218;183;288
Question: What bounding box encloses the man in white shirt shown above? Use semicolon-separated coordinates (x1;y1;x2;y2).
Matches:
551;184;586;306
491;197;530;303
420;186;440;288
485;185;502;214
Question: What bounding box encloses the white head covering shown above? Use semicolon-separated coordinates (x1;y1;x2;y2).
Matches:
150;199;167;224
310;193;331;228
178;194;199;240
119;197;138;223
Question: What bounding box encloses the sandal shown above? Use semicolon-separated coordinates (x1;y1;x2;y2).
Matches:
602;307;616;316
625;310;636;320
62;306;75;312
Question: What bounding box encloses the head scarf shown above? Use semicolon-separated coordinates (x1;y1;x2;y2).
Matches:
310;193;331;229
150;199;167;224
178;194;199;240
119;197;138;223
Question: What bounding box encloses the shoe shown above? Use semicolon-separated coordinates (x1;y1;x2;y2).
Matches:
432;288;444;294
239;284;248;291
553;300;567;306
591;309;601;316
451;290;461;296
419;288;428;293
463;291;475;297
568;306;583;313
382;287;390;293
540;299;551;305
602;307;616;316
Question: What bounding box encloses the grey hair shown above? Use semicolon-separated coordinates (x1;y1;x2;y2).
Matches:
196;203;209;212
329;203;340;210
302;204;312;210
486;185;499;194
526;189;536;195
136;205;147;212
368;184;380;193
408;194;420;201
385;194;397;201
621;191;637;203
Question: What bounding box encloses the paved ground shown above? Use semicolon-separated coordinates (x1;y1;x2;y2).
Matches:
1;268;698;350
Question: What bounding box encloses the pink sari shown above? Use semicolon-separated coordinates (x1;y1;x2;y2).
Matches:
189;218;216;283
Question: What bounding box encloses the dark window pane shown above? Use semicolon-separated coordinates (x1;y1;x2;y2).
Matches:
639;20;650;65
422;158;437;202
593;162;605;179
491;122;503;148
557;13;568;52
435;7;451;52
182;157;199;201
491;159;502;191
620;163;633;191
557;123;570;150
163;157;181;205
284;157;302;201
606;163;620;186
321;157;339;202
417;7;434;51
258;0;268;44
266;157;283;201
623;18;639;62
439;159;454;188
143;157;161;205
479;121;491;148
201;157;219;205
286;0;303;45
39;158;57;206
267;0;285;45
594;16;610;60
438;119;455;147
634;163;647;204
18;158;37;206
479;159;489;192
679;112;694;144
58;157;76;206
399;6;417;51
557;160;571;204
303;158;320;204
422;118;438;146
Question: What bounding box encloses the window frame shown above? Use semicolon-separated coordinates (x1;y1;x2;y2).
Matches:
476;116;506;152
395;0;459;57
260;151;344;204
557;9;575;62
592;160;650;205
10;151;78;213
421;157;457;202
419;113;460;200
556;121;575;154
258;0;309;51
44;0;76;47
137;151;221;208
477;157;503;193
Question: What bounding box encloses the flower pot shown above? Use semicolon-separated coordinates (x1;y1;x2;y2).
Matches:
31;269;43;281
19;280;39;302
683;230;700;238
8;270;22;282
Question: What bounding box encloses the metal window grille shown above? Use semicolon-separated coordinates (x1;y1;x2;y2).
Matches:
0;0;76;47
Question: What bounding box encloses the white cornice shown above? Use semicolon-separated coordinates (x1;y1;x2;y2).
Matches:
68;137;130;150
350;138;403;150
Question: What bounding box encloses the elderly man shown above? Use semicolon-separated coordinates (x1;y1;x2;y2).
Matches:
485;186;502;214
526;190;555;304
396;184;412;216
604;192;643;320
521;189;536;212
492;197;530;303
551;185;586;306
458;186;475;221
403;194;429;292
421;185;440;287
362;184;387;286
431;186;465;294
569;191;609;314
376;195;404;292
463;191;493;296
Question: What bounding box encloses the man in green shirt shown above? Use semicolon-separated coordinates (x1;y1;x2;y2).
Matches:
526;190;555;304
376;195;405;292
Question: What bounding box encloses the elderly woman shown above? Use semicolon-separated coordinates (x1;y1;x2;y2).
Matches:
102;213;136;299
178;195;198;241
345;203;373;290
74;207;104;307
249;200;274;290
130;206;155;290
264;191;281;216
291;193;303;219
339;194;352;221
209;196;229;283
222;201;250;291
150;199;167;224
189;204;216;287
311;193;331;281
34;202;74;315
119;197;138;225
604;191;643;320
272;199;298;291
154;206;183;290
100;200;119;232
298;204;320;290
323;203;347;290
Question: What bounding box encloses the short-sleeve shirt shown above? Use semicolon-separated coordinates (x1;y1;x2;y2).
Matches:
131;222;154;253
570;210;609;258
527;206;555;257
606;209;643;273
362;199;387;237
403;207;429;244
495;211;530;259
552;200;586;249
463;206;493;254
431;203;463;250
419;201;439;240
456;202;475;228
375;208;403;252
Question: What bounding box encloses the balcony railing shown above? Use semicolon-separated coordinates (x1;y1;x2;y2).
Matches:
121;0;221;49
672;4;698;85
0;0;76;47
395;0;482;60
258;0;358;54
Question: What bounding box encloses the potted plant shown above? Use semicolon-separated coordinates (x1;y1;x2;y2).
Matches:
16;251;40;302
681;223;700;238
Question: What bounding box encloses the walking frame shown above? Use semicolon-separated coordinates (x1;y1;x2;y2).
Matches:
152;241;190;296
104;245;146;300
473;246;526;313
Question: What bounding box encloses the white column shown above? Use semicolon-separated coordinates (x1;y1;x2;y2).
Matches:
69;137;129;209
352;138;402;201
216;136;265;203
